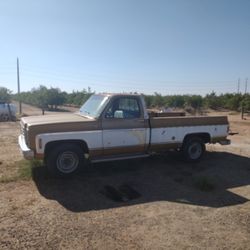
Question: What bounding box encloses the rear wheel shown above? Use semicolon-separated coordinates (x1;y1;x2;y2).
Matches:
182;137;205;162
46;143;85;177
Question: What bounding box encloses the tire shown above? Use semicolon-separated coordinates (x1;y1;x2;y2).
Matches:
46;143;85;177
182;137;205;162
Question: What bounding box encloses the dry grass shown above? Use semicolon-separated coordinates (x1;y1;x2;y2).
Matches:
0;104;249;249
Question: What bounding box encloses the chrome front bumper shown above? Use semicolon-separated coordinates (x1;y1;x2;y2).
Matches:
18;135;34;160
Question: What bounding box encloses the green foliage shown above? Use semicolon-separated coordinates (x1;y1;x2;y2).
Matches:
46;87;66;109
243;95;250;110
143;94;154;107
14;85;67;110
185;95;203;109
0;160;42;183
0;86;12;102
145;92;249;111
152;92;166;107
165;95;186;108
11;85;249;112
13;86;93;110
18;159;42;181
32;85;50;109
224;94;243;110
66;89;92;106
204;91;222;109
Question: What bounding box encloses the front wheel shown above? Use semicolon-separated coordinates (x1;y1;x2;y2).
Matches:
182;137;205;162
46;143;85;177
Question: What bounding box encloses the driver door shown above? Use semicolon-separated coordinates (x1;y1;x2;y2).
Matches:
101;96;148;156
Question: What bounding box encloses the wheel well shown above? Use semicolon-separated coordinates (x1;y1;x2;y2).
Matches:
44;140;89;159
183;133;211;144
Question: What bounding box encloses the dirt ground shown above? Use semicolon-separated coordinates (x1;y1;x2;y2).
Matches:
0;104;250;249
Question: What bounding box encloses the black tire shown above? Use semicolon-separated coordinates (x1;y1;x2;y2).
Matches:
182;137;205;162
46;143;85;177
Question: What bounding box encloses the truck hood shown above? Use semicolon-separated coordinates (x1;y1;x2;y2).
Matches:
21;113;101;149
21;113;90;126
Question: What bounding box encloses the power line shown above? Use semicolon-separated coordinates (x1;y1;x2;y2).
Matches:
0;61;244;95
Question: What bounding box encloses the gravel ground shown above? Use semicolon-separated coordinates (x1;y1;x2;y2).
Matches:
0;105;249;249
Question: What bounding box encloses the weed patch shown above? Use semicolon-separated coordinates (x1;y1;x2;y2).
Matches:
0;159;42;183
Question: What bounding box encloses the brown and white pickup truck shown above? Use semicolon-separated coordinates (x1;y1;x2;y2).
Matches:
19;93;230;176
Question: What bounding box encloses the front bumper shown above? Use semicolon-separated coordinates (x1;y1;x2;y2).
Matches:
18;135;34;160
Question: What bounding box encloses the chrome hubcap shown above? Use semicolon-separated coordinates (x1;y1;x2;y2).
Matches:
188;142;202;160
56;151;79;173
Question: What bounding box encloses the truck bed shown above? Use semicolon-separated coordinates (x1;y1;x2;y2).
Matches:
149;116;229;151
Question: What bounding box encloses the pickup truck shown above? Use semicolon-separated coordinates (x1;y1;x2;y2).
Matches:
19;93;230;176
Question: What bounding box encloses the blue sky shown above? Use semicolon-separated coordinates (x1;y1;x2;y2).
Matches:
0;0;249;95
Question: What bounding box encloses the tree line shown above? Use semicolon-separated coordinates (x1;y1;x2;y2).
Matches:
144;91;250;111
11;85;92;110
1;85;249;112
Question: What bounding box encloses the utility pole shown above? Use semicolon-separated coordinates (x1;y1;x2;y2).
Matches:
245;78;248;94
237;78;240;94
17;57;22;114
241;77;248;120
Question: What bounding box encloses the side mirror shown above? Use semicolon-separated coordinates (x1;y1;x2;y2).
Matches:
114;110;124;119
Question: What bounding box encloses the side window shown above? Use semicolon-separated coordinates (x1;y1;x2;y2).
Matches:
105;97;141;119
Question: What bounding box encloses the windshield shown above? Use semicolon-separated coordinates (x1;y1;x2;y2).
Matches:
79;94;109;118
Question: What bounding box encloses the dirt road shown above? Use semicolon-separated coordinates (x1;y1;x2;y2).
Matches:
0;106;249;249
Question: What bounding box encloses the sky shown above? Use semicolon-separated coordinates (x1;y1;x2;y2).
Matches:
0;0;249;95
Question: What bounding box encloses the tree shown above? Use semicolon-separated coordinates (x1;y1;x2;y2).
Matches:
204;91;221;110
241;94;250;111
33;86;50;113
152;92;165;107
143;95;154;107
66;89;92;106
47;87;66;110
0;87;11;103
165;95;185;108
185;95;203;109
224;94;243;111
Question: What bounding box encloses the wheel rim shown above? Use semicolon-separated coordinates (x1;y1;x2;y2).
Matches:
188;142;202;160
56;151;79;174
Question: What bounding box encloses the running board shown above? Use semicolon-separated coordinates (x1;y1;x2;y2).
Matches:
92;153;150;163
